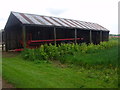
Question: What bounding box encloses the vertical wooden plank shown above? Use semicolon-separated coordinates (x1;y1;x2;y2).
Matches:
2;43;3;51
54;27;56;44
5;30;8;52
2;31;4;51
9;31;11;50
22;26;26;48
75;29;77;43
100;30;102;42
90;30;92;43
107;31;109;41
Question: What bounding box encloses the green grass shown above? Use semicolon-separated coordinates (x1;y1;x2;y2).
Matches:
2;39;119;88
2;53;118;88
61;46;118;66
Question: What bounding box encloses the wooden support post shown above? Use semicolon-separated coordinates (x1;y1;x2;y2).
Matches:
22;26;26;48
54;27;56;44
75;29;77;43
5;30;8;52
107;31;109;41
8;31;11;50
2;31;4;51
90;30;92;43
2;43;3;51
100;31;102;42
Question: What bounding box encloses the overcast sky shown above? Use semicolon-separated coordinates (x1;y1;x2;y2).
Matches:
0;0;119;34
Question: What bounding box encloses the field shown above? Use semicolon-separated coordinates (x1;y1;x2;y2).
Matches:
2;38;119;88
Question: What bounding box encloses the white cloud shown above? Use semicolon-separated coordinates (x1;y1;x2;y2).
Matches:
0;0;118;34
46;8;68;15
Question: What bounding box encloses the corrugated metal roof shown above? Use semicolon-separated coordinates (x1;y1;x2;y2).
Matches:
12;12;109;31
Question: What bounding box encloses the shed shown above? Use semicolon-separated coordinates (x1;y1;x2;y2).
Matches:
4;11;109;51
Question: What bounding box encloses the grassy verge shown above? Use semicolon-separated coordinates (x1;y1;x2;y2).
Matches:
2;52;118;88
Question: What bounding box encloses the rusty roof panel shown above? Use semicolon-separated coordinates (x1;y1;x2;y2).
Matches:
60;18;74;27
25;14;42;25
19;13;34;24
73;20;88;29
86;22;97;30
94;24;102;30
66;19;78;27
97;24;108;31
88;23;98;30
64;19;77;27
38;16;52;25
58;18;72;27
52;17;69;27
12;12;109;31
93;23;103;30
80;21;95;29
35;16;48;25
77;21;90;29
13;12;30;24
33;15;45;25
50;17;63;26
69;20;83;28
42;16;55;25
44;16;61;26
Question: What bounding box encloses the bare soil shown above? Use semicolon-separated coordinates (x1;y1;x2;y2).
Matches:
2;78;14;88
2;51;20;58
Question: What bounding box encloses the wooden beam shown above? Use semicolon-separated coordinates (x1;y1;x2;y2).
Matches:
22;26;26;48
75;29;77;43
54;27;56;44
90;30;92;43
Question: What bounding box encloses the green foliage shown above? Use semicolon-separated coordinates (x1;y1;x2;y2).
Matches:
44;44;59;59
21;40;118;66
21;48;36;61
